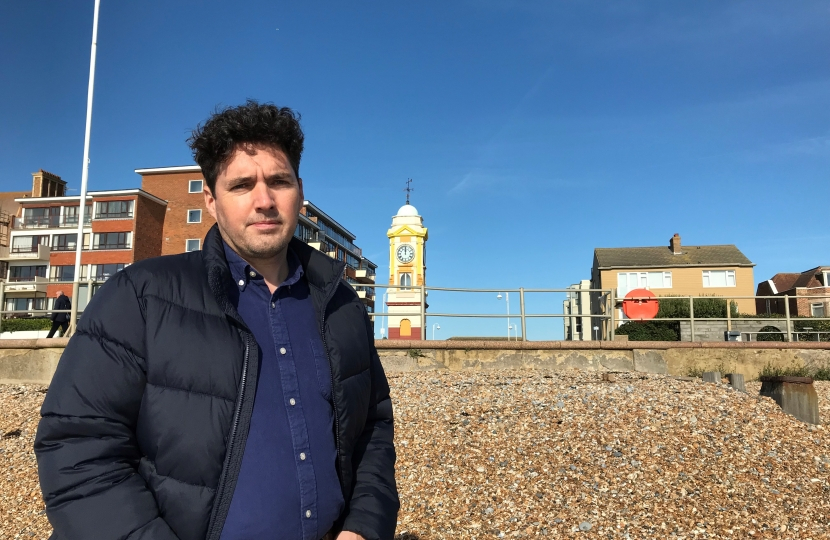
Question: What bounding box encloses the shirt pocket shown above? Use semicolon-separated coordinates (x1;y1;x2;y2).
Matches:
309;337;333;402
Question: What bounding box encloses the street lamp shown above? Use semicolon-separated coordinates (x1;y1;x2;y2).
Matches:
593;325;599;341
432;323;441;340
497;292;510;340
380;289;389;340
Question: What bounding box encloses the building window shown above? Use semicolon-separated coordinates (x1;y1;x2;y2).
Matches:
189;180;203;193
91;263;126;281
11;235;48;253
187;209;202;223
399;272;412;291
702;270;736;288
185;239;201;252
52;234;78;251
63;204;91;226
812;303;826;317
617;272;672;296
5;297;46;312
95;200;134;219
400;318;412;337
92;232;131;250
9;265;47;282
50;265;77;282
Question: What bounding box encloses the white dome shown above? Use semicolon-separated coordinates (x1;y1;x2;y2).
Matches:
396;204;419;216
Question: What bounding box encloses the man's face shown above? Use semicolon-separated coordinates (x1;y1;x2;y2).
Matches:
205;144;303;264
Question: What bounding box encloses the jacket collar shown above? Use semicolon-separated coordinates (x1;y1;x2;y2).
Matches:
201;224;346;320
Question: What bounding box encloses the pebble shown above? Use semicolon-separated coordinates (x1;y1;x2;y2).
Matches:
6;373;830;538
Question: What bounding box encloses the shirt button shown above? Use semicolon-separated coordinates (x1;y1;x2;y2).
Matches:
237;279;245;287
271;302;276;308
300;452;306;461
305;510;312;518
280;347;287;355
249;270;256;278
289;398;296;406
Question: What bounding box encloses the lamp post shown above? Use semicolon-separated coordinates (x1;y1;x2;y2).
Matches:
69;0;102;335
593;325;599;341
432;323;441;340
497;292;510;340
380;290;389;340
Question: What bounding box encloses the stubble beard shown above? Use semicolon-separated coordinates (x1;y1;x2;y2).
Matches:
218;215;293;263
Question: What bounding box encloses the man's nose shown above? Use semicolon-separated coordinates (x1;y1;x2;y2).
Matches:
251;179;276;211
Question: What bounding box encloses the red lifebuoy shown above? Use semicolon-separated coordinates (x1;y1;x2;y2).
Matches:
622;288;659;320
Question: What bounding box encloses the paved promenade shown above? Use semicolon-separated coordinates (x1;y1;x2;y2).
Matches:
3;370;830;538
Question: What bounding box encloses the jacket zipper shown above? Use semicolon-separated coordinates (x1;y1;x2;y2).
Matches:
321;303;343;485
206;332;251;540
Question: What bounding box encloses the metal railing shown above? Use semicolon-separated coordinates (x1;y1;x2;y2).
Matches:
366;283;616;341
13;216;91;229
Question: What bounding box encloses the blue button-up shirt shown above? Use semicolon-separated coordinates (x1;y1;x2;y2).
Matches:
219;242;344;540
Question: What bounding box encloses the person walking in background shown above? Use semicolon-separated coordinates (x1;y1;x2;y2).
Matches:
46;290;70;338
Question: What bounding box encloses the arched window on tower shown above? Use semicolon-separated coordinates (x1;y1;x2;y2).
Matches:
399;272;412;291
400;319;411;337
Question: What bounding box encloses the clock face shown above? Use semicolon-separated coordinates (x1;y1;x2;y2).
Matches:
396;244;415;264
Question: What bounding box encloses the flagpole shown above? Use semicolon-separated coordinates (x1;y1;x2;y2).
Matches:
69;0;101;335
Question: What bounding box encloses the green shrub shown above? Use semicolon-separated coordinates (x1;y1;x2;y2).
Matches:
615;320;680;341
756;325;785;342
655;296;739;319
759;362;811;378
794;320;830;342
1;318;52;333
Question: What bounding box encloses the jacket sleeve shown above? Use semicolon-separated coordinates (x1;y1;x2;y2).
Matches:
341;309;400;540
34;271;179;540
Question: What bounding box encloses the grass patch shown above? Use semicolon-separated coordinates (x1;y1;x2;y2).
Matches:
685;360;735;378
757;362;830;380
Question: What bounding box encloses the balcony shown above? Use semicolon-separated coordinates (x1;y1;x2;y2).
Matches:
354;268;376;284
13;215;91;229
356;288;375;301
0;245;50;261
94;211;134;220
3;276;48;294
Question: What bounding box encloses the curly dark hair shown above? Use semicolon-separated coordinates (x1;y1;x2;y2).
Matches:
187;100;304;193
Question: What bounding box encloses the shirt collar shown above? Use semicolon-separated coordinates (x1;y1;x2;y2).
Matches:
223;240;304;292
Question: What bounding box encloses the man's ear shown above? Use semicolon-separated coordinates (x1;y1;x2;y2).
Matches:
204;184;217;220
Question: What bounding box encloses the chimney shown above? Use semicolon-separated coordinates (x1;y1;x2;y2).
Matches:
670;233;682;255
31;170;67;198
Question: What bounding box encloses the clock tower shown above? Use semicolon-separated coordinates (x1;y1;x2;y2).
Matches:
385;196;428;340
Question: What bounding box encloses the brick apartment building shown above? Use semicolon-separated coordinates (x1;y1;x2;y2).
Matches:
1;171;166;313
756;267;830;318
136;166;378;310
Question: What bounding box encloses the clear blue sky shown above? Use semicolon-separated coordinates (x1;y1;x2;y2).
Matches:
1;1;828;339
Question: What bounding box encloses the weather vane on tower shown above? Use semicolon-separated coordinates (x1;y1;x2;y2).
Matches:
404;178;414;205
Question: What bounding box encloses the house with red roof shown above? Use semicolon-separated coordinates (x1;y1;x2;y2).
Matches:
756;266;830;317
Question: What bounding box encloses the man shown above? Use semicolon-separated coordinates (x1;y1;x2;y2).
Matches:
35;101;399;540
45;290;70;338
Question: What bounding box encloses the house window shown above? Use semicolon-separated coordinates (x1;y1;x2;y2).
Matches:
91;264;126;281
185;239;201;252
95;200;134;219
189;180;203;193
92;232;131;250
617;272;672;296
187;209;202;223
812;303;826;317
702;270;736;288
400;319;412;337
52;234;78;251
399;272;412;291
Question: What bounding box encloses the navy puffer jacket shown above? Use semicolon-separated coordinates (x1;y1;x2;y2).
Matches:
34;225;399;540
